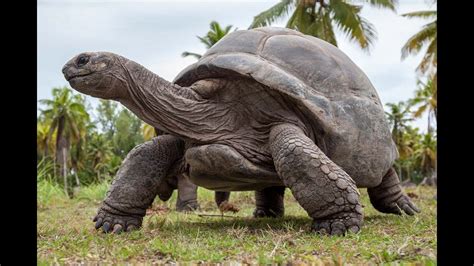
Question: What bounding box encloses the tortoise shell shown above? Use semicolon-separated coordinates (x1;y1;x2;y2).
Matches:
174;27;397;186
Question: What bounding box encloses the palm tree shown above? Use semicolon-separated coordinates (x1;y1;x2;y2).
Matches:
397;126;422;182
385;102;414;181
414;132;436;178
39;87;90;196
401;4;437;76
182;21;236;59
385;102;413;147
249;0;397;52
409;74;437;132
37;120;51;159
70;122;96;187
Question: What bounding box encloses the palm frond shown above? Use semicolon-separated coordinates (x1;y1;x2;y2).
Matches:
304;8;337;46
197;36;213;49
413;104;428;118
250;0;295;28
401;10;436;19
224;25;233;34
359;0;398;11
181;51;202;59
330;0;377;52
286;2;315;33
417;35;437;74
401;20;436;59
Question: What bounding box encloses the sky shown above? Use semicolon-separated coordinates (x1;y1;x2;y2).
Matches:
37;0;436;131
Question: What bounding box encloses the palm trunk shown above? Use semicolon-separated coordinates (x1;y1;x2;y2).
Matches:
406;164;411;182
55;117;70;197
62;146;68;196
74;171;80;187
427;112;433;134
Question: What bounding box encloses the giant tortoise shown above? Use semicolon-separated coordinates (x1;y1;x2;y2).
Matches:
62;27;419;235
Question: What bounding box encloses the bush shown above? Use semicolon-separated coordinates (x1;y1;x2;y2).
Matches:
74;180;110;202
37;179;68;208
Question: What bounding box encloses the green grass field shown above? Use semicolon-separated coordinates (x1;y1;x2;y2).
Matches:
37;180;436;265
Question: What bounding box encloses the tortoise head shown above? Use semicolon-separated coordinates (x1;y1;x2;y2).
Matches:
62;51;128;100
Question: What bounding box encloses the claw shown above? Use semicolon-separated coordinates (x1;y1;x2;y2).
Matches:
102;222;111;233
95;218;103;229
112;224;123;234
402;204;415;215
390;203;403;215
408;200;421;213
397;195;420;216
126;224;138;232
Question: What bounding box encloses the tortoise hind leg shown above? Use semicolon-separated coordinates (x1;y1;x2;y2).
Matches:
368;168;420;215
176;174;200;212
269;123;363;235
253;186;285;218
215;191;231;207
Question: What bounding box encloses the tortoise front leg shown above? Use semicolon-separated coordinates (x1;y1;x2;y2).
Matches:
253;186;285;218
269;123;363;236
93;135;184;233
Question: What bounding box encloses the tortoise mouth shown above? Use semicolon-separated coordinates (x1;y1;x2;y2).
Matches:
66;72;92;81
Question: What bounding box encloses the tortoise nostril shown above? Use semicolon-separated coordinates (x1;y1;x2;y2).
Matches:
62;70;69;81
62;65;68;75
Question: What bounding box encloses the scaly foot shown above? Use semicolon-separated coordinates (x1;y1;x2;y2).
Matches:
93;205;143;234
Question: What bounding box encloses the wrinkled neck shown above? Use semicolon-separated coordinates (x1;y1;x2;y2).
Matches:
116;59;229;142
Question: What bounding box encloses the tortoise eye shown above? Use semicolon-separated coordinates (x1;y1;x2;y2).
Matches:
76;55;89;67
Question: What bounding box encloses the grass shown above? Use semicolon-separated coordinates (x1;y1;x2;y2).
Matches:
37;181;437;265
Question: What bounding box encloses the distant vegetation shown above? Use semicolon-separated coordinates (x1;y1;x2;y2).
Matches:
38;92;145;197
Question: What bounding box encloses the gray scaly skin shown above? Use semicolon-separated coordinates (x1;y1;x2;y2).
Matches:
93;135;184;233
175;179;232;212
154;127;232;212
254;186;285;218
62;47;419;236
175;174;200;211
269;123;363;235
368;168;420;215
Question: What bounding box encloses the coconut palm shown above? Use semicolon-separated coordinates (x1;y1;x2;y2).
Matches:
249;0;397;51
39;87;90;195
37;120;51;158
409;74;437;132
401;5;436;75
385;102;414;181
414;132;436;178
70;122;97;187
385;102;413;147
182;21;236;59
396;126;422;182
